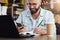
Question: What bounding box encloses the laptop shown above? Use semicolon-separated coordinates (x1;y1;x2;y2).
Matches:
0;15;20;38
0;15;35;38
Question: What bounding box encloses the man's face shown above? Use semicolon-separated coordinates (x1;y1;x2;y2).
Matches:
27;0;41;13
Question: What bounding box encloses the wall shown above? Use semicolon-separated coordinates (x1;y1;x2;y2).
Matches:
0;0;8;5
0;0;5;3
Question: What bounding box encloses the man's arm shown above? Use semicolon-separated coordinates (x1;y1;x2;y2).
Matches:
45;11;56;36
47;24;56;35
33;24;56;35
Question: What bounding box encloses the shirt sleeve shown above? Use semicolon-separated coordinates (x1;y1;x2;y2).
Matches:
15;13;23;25
45;11;55;24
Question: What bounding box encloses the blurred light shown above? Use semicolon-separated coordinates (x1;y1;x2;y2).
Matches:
50;0;54;9
56;0;60;3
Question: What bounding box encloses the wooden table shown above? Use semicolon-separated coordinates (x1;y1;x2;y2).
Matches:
0;35;60;40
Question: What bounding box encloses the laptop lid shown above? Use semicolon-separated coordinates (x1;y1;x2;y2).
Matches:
0;15;20;38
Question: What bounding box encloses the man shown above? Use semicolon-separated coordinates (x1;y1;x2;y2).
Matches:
16;0;56;35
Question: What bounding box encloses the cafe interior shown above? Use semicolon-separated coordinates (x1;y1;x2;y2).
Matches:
0;0;60;40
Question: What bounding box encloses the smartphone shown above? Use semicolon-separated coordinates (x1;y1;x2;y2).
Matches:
16;23;24;29
16;23;22;27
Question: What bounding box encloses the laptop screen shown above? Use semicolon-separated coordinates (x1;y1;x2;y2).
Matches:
0;15;20;38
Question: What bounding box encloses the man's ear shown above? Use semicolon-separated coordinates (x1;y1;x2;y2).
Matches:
41;0;44;8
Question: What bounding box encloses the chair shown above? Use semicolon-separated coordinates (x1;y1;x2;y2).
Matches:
55;23;60;35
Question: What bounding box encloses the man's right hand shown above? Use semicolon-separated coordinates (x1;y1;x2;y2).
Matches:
17;26;27;33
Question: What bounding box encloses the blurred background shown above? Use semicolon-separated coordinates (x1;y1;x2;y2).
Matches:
0;0;60;34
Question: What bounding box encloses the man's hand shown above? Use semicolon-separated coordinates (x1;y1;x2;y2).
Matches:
17;26;27;33
33;27;47;35
34;27;42;34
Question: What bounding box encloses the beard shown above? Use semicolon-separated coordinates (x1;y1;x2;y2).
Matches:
30;5;41;14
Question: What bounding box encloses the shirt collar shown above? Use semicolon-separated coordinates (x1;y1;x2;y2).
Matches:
39;8;44;17
26;9;32;17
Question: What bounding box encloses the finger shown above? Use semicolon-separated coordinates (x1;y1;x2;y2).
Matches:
34;30;40;34
36;27;42;30
33;29;39;34
19;28;26;32
18;27;27;32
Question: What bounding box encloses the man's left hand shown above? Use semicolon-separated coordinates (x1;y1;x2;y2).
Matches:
33;27;47;35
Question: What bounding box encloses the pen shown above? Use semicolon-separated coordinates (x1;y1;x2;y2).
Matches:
37;19;43;27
